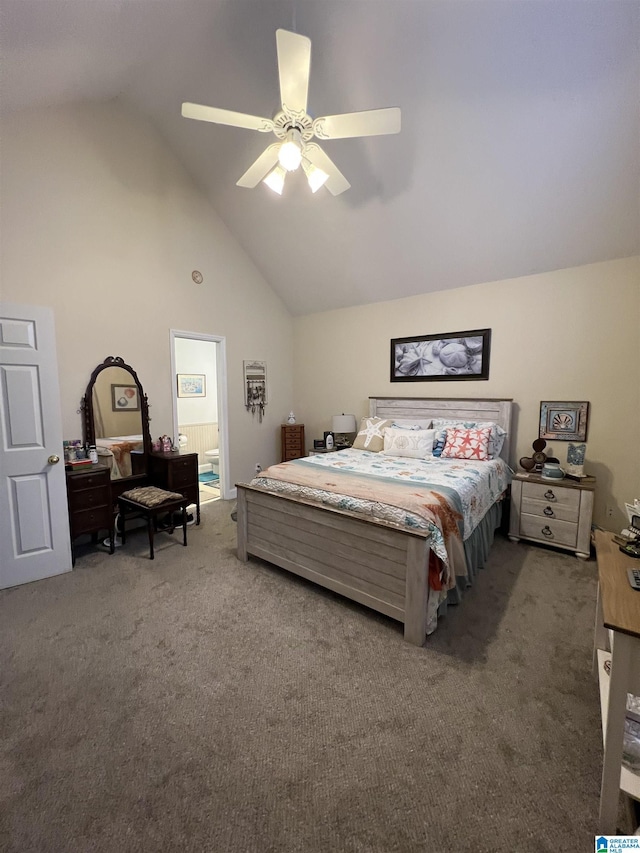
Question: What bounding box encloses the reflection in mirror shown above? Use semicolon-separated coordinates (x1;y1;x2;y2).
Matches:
92;367;143;440
82;357;151;482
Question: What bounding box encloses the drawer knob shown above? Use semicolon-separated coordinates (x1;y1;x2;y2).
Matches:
543;490;556;501
541;525;554;538
543;506;555;517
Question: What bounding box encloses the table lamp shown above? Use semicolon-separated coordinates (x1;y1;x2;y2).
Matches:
332;414;357;448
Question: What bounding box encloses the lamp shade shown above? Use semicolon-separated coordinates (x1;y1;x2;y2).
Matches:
332;414;357;434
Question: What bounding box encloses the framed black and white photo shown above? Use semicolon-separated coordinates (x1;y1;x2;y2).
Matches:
390;329;491;382
539;401;589;441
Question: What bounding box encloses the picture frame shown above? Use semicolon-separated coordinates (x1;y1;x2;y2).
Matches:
390;329;491;382
111;384;140;411
177;374;206;398
539;401;589;442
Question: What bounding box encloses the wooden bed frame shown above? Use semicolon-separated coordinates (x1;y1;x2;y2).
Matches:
236;397;513;645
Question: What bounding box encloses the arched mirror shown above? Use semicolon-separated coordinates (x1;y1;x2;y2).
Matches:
82;356;151;481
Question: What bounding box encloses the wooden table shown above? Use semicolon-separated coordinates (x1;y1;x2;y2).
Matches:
593;530;640;833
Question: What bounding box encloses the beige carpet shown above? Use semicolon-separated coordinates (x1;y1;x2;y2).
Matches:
0;499;630;852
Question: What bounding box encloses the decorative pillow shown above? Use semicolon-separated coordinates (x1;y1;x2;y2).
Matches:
390;419;432;430
441;427;491;461
431;429;447;457
352;417;393;452
383;428;436;459
431;419;506;459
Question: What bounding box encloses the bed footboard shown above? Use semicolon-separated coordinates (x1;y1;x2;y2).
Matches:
236;484;431;645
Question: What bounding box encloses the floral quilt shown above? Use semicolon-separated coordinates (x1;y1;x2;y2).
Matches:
251;448;512;588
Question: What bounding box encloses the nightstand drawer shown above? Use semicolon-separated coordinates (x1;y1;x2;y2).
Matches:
521;497;579;523
521;481;580;509
520;514;578;548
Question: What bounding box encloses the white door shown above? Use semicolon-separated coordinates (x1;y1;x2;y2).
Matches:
0;303;72;588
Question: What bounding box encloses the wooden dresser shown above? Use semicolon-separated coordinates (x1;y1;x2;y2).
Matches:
149;451;200;524
281;424;305;462
65;464;114;565
593;530;640;833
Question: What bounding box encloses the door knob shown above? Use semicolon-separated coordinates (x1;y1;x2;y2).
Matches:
48;454;60;464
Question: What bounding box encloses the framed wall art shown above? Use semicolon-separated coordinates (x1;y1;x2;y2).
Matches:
111;384;140;411
390;329;491;382
177;374;206;398
539;401;589;441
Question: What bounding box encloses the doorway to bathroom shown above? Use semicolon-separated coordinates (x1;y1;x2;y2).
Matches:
170;330;229;505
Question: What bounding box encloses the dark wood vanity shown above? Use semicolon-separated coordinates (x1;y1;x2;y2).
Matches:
68;356;200;562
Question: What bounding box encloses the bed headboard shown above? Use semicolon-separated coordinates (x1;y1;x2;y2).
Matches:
369;397;513;462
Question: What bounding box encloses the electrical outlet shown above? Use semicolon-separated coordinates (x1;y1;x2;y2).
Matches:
606;505;614;517
255;463;262;475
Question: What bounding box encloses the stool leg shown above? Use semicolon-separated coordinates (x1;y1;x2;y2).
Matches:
120;507;127;545
182;504;187;546
148;514;155;560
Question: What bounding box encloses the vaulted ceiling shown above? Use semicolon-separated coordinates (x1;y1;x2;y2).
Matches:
2;0;639;315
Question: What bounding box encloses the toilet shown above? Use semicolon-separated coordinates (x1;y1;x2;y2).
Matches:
204;449;220;480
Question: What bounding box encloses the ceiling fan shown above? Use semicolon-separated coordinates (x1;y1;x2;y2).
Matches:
182;29;401;196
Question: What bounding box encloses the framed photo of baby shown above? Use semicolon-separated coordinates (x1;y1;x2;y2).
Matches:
390;329;491;382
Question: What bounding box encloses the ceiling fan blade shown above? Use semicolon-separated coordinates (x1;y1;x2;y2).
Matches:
236;144;282;188
304;144;351;196
276;29;311;115
182;103;274;133
312;107;401;140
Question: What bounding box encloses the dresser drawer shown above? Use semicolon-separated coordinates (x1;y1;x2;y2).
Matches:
67;470;110;491
68;485;110;512
169;460;197;488
520;514;578;548
71;506;112;537
521;496;579;523
520;481;580;509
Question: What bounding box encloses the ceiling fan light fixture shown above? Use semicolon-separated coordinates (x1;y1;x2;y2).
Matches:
302;157;329;193
278;128;303;171
263;164;286;195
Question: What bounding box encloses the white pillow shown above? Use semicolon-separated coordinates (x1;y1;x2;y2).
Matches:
383;428;436;459
390;419;432;430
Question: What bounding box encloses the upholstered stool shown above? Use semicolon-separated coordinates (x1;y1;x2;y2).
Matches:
118;486;189;560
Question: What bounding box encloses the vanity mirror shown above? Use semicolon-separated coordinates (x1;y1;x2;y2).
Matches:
81;356;151;487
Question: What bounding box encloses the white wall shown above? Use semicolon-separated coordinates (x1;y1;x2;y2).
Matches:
293;256;640;531
0;102;294;486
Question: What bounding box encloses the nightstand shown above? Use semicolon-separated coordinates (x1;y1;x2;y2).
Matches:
308;447;341;456
281;424;305;462
508;472;596;559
